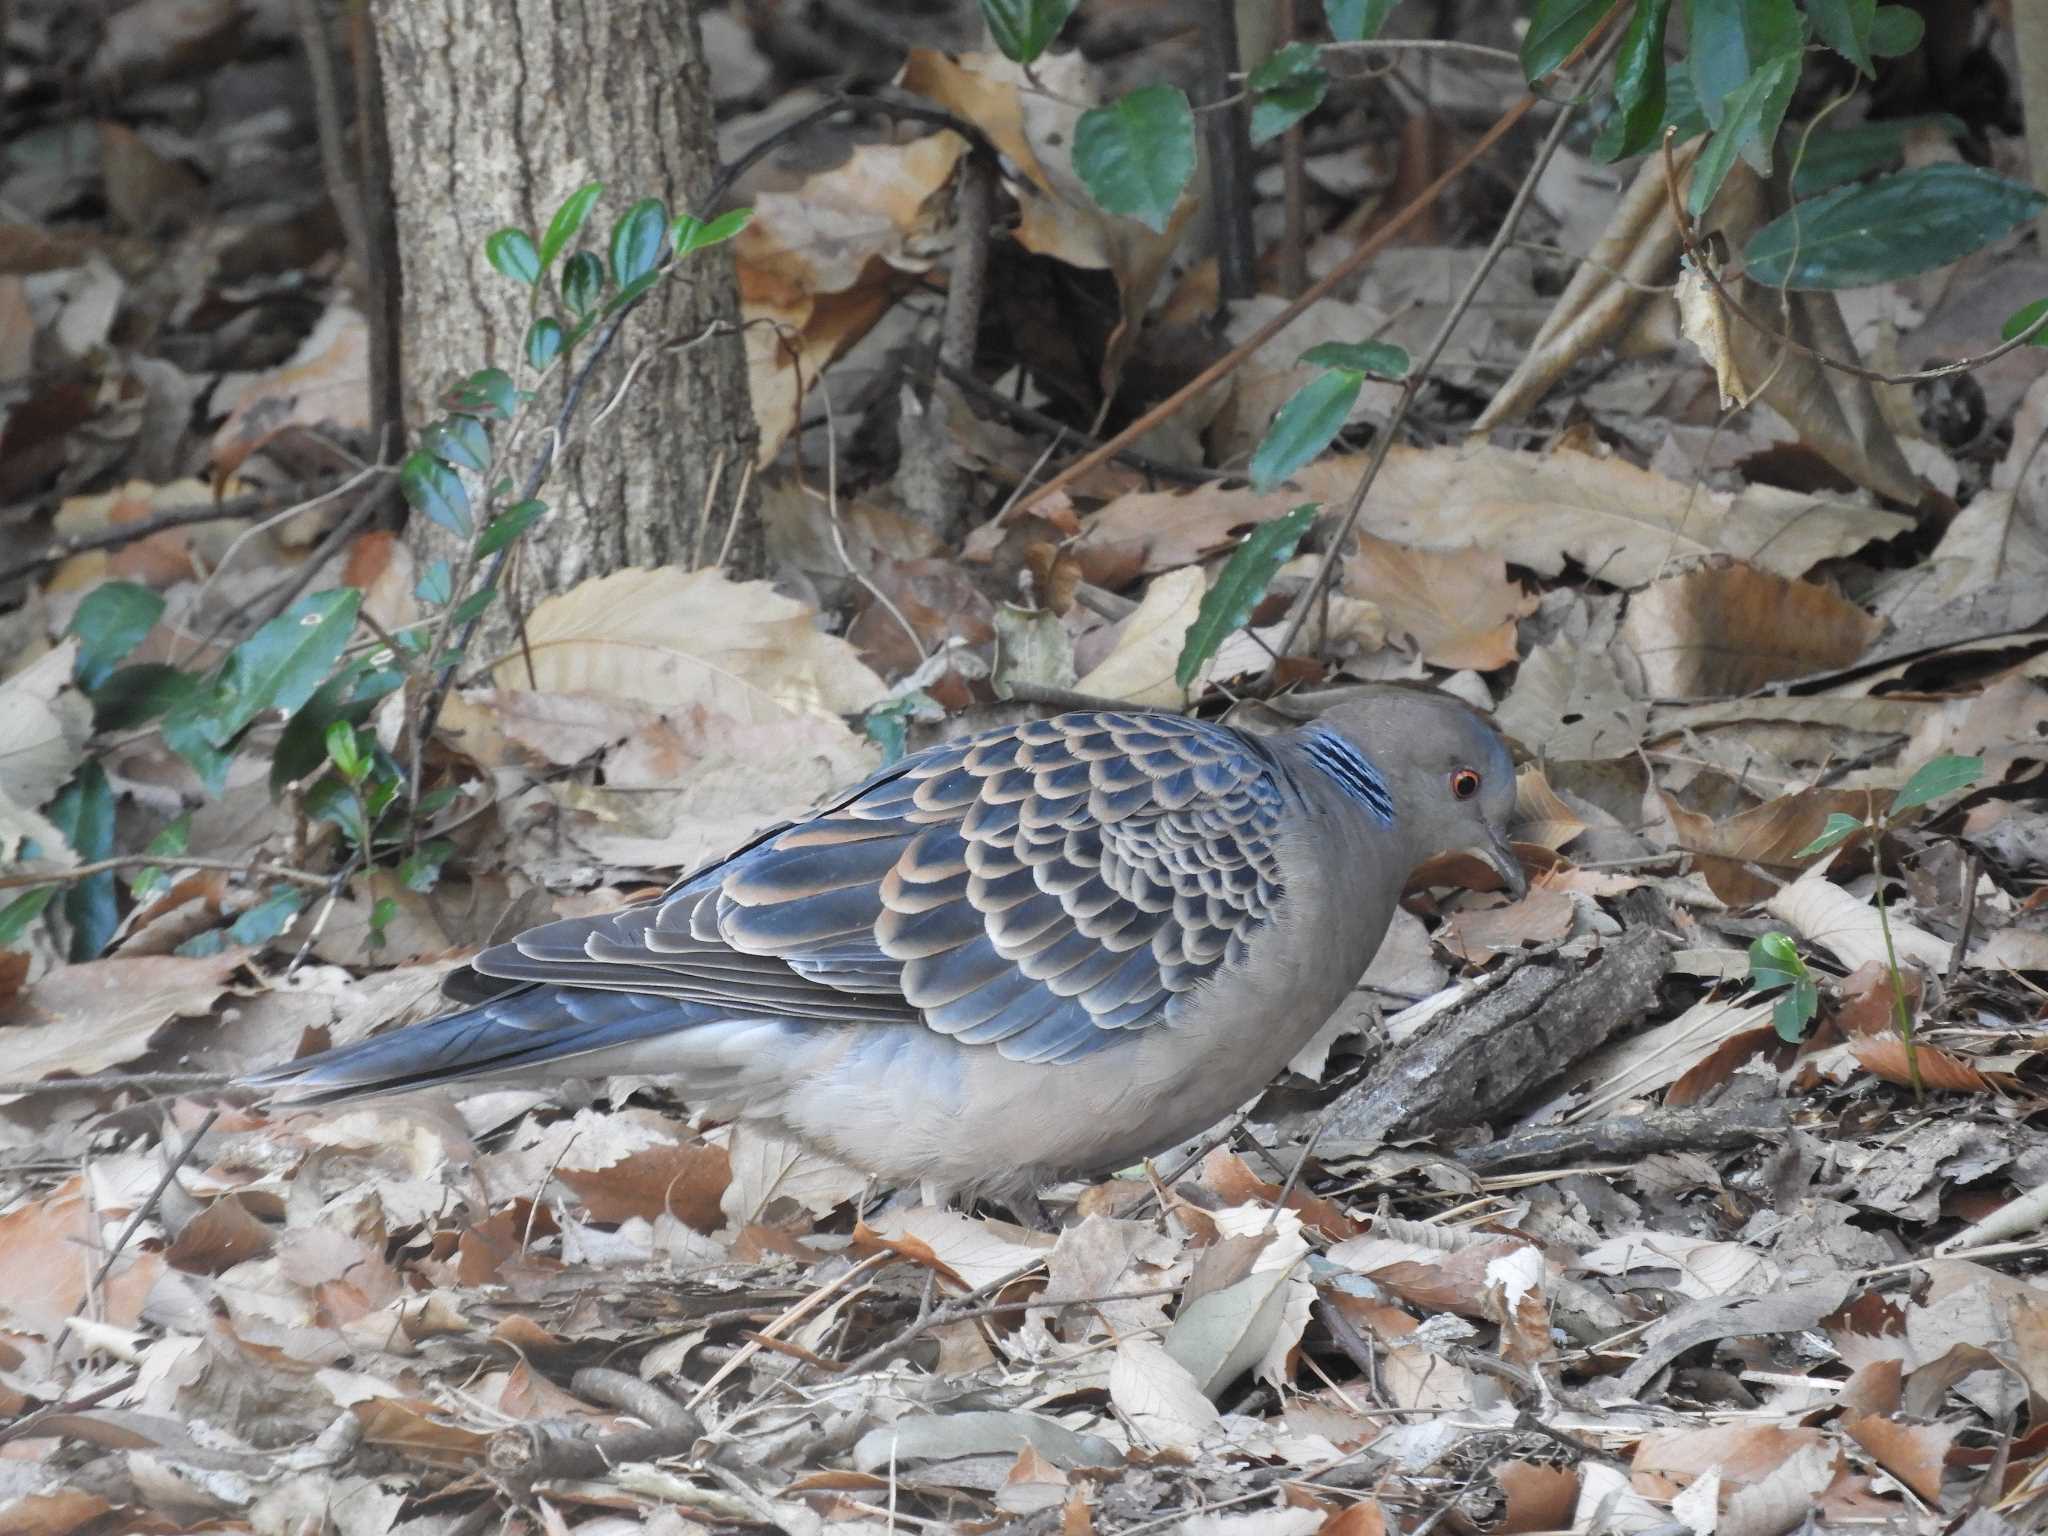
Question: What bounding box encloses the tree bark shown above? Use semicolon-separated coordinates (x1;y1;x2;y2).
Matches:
370;0;758;661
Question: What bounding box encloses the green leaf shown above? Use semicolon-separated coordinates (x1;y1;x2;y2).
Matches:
2003;298;2048;348
68;581;164;691
1870;3;1922;55
560;251;605;317
1593;0;1674;162
478;499;547;558
539;181;604;271
89;662;196;731
1687;49;1800;217
448;587;497;629
1248;43;1327;146
419;414;489;473
485;227;541;286
1792;116;1965;197
399;840;454;894
228;885;308;947
415;559;453;607
173;588;362;753
1521;0;1609;82
1073;85;1196;234
525;315;564;370
1808;0;1875;75
1749;932;1818;1042
1892;754;1982;814
977;0;1076;61
0;887;57;947
1248;368;1365;491
672;206;754;259
1744;165;2048;290
1796;811;1864;859
367;895;399;949
130;811;192;898
325;720;370;783
1299;339;1410;377
48;762;116;960
450;367;517;419
1689;0;1803;126
1323;0;1398;41
160;707;231;793
1175;505;1318;689
401;448;471;535
609;197;668;288
603;269;663;316
270;658;403;796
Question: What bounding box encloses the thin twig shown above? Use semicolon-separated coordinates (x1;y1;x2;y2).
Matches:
0;854;332;894
1271;23;1621;671
0;483;337;587
934;359;1218;485
1320;38;1523;66
290;0;367;268
0;1071;229;1097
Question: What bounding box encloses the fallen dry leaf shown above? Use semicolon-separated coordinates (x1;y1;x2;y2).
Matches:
1622;561;1882;697
1344;533;1536;671
0;948;248;1093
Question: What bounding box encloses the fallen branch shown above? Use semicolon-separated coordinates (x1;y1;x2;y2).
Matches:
1457;1098;1794;1172
0;480;342;587
1313;925;1672;1146
0;855;333;894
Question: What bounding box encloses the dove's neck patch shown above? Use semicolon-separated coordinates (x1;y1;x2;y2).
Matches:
1301;726;1395;826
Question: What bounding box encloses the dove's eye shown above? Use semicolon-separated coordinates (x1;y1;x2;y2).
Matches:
1450;768;1482;800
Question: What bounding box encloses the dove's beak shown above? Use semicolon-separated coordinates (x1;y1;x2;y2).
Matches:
1467;830;1528;900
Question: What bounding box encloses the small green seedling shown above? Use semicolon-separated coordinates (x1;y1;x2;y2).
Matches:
1748;931;1818;1043
1794;753;1984;1098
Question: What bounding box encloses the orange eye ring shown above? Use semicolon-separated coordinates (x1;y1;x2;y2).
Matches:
1450;767;1482;801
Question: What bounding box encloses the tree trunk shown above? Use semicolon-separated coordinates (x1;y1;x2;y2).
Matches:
370;0;758;662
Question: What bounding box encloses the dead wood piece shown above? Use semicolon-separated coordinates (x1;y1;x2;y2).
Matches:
1458;1099;1793;1172
486;1419;702;1497
1316;925;1670;1146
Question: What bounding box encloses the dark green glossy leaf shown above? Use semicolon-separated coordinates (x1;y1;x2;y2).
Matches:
1870;3;1922;55
228;885;308;946
1593;0;1673;162
1792;115;1965;197
1521;0;1608;82
672;206;754;259
1248;368;1364;491
160;706;231;793
89;662;196;731
1323;0;1397;41
609;197;668;287
1176;505;1318;689
540;182;604;270
485;227;540;286
1690;0;1803;125
1892;754;1982;814
560;251;605;317
419;414;489;473
2001;298;2048;348
450;367;517;419
1248;43;1327;146
478;499;547;557
525;315;564;370
0;887;57;948
1300;339;1410;377
67;581;163;691
1073;85;1196;234
401;448;471;535
448;587;497;628
270;658;403;796
1808;0;1875;75
175;588;362;752
1749;932;1818;1041
1795;811;1864;859
1744;165;2048;289
977;0;1076;61
1688;49;1799;217
48;762;116;960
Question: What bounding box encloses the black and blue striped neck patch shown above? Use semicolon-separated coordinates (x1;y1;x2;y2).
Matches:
1300;725;1396;826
